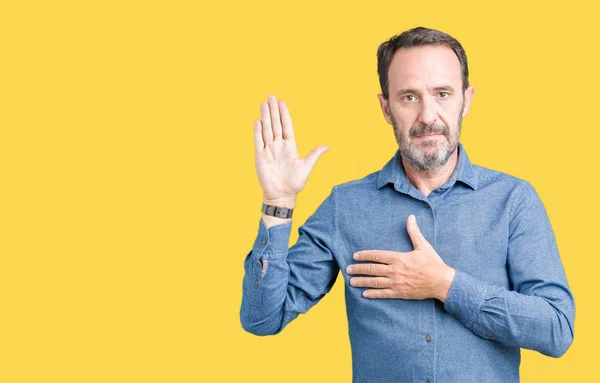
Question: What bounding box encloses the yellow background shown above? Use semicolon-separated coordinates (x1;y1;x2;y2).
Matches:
1;0;597;381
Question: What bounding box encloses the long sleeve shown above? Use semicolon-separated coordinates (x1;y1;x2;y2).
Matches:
444;181;575;357
240;191;339;336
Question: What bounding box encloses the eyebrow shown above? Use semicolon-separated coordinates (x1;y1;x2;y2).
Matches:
396;85;456;96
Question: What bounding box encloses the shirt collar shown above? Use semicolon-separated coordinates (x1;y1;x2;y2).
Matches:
376;142;478;191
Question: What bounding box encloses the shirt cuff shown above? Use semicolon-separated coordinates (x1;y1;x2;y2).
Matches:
251;218;293;260
444;270;489;329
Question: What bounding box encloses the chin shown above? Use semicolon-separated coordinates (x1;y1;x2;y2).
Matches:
416;140;444;150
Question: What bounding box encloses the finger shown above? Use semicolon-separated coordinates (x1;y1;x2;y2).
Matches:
346;263;389;276
253;120;264;152
363;288;395;299
260;102;273;145
406;214;427;250
279;100;295;140
268;95;282;140
353;249;399;264
302;145;329;172
349;277;391;288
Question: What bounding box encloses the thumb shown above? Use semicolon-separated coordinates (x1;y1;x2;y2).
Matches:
406;214;427;250
302;145;329;172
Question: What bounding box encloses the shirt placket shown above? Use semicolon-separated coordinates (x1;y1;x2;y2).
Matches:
424;196;436;383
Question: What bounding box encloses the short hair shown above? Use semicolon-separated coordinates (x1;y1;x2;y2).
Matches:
377;27;469;100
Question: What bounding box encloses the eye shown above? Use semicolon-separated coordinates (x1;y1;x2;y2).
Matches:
403;95;417;102
438;91;450;99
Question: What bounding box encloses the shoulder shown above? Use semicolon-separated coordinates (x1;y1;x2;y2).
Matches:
330;171;380;196
469;164;542;215
471;163;534;194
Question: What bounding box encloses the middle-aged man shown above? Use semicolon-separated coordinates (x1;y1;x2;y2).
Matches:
240;27;575;382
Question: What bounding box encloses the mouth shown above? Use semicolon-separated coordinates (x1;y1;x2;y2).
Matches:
414;133;444;139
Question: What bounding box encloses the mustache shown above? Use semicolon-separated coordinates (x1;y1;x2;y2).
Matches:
409;122;449;137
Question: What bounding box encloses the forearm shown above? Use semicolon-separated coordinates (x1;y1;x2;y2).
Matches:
261;213;292;228
242;202;295;334
444;270;575;357
240;220;295;335
240;191;338;336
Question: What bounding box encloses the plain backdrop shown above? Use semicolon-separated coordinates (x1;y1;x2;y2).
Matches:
1;1;598;381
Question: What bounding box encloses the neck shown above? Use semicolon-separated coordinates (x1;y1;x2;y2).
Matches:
401;149;459;197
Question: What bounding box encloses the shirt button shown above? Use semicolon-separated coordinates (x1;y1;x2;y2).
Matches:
261;239;267;245
454;313;460;318
490;335;496;340
424;202;430;208
255;280;260;286
425;335;431;342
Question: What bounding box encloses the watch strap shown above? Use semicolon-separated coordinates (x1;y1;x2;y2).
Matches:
261;203;294;219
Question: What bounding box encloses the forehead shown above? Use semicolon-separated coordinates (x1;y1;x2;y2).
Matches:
387;45;462;90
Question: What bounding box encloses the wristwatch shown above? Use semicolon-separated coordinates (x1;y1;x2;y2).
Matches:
261;203;294;219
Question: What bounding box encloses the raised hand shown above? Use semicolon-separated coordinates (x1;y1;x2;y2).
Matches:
254;95;329;208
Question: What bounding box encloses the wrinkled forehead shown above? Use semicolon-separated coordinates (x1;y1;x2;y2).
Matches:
387;45;463;92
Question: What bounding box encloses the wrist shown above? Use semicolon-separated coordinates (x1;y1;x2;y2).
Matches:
262;195;297;209
261;197;296;229
436;265;456;303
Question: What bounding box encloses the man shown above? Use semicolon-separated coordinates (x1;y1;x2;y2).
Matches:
240;27;575;382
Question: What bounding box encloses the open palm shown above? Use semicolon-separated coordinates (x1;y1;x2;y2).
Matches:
254;95;328;204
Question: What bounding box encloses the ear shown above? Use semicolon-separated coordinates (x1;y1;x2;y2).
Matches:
461;86;475;118
377;94;393;125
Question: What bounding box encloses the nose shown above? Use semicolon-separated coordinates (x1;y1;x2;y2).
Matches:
418;96;438;126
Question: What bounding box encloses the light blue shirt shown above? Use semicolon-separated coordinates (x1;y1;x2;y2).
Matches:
240;144;575;383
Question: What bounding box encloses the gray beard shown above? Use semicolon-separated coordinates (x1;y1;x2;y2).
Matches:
392;113;462;173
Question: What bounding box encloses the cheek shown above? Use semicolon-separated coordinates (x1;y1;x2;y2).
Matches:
392;109;419;131
393;119;412;137
439;104;463;129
